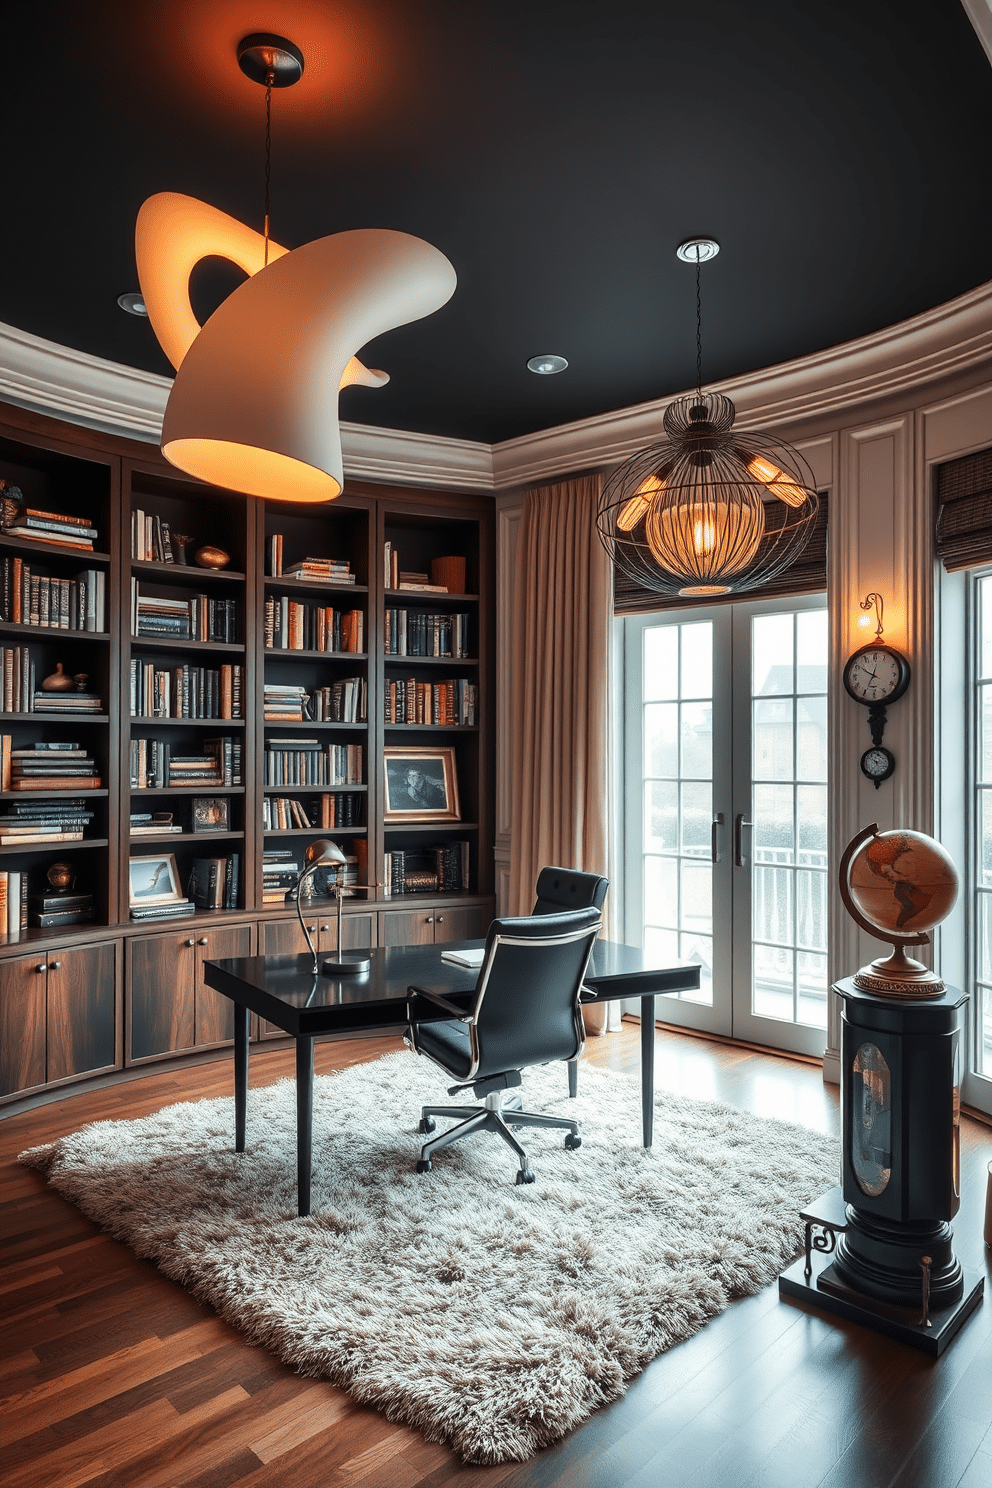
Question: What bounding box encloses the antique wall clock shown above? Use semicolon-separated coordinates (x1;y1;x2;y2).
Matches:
843;594;911;789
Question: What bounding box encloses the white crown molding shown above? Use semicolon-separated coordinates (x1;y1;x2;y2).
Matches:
962;0;992;67
2;276;992;493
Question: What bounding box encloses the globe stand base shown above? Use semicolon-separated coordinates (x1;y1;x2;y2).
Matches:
853;944;944;998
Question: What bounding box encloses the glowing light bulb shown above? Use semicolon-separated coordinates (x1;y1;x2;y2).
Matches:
617;473;665;531
747;453;807;508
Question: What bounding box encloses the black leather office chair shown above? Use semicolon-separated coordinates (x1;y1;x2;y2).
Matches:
406;907;601;1184
532;866;609;1097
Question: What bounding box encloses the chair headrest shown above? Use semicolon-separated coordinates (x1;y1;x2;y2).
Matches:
532;865;608;915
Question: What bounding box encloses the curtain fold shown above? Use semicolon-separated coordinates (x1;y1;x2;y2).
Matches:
509;473;612;953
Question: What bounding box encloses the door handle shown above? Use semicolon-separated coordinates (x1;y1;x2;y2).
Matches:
711;813;723;864
185;938;195;947
50;961;61;970
198;937;208;946
735;813;753;868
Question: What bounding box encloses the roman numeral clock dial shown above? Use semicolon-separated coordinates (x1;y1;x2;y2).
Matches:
842;642;911;789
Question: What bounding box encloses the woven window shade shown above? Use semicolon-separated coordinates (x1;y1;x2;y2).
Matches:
935;446;992;572
612;492;828;613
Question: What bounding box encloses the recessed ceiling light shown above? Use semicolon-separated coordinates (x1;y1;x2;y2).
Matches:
676;238;720;264
527;354;568;375
118;292;148;316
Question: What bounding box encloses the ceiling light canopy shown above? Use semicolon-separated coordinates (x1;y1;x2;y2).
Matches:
527;354;568;375
135;33;456;503
597;242;817;597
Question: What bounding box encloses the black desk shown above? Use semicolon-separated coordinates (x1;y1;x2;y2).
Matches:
203;940;700;1216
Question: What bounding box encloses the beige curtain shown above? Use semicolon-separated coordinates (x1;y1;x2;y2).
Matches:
508;473;617;1028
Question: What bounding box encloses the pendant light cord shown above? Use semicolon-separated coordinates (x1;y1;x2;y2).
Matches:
695;247;703;402
263;73;273;266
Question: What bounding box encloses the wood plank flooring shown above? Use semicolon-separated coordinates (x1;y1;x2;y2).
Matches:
2;1024;991;1488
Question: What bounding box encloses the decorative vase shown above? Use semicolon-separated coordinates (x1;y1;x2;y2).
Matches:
41;663;74;692
194;545;231;570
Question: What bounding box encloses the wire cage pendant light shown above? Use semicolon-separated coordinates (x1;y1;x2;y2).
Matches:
597;243;818;597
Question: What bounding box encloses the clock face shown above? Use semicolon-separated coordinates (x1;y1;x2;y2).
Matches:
860;746;895;783
843;645;911;705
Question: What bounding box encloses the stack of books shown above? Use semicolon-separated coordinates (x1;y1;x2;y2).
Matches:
264;738;363;787
0;870;28;935
130;583;238;642
130;811;181;835
129;896;196;922
0;560;106;630
33;689;103;715
0;794;94;840
263;597;364;652
383;544;448;592
129;660;244;719
130;735;241;789
6;743;101;791
131;509;181;563
1;646;32;712
384;677;477;725
28;889;95;928
263;683;311;722
3;507;97;551
262;791;363;830
384;610;471;657
384;841;469;897
311;678;366;722
188;853;240;909
262;848;299;902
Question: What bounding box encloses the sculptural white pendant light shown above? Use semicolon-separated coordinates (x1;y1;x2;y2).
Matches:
597;239;818;596
135;33;456;503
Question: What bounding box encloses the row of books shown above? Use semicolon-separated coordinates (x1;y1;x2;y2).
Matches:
262;791;364;830
0;871;29;935
263;598;364;652
129;897;196;921
131;509;199;565
384;678;478;727
266;534;356;584
384;609;471;657
4;507;98;552
262;681;366;723
384;842;470;897
382;544;448;593
264;739;363;786
130;583;239;642
129;661;245;720
187;853;241;910
129;735;242;789
0;560;107;631
0;793;95;843
1;738;101;793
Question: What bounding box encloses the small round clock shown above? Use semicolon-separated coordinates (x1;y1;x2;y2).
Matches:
843;643;911;706
860;746;895;787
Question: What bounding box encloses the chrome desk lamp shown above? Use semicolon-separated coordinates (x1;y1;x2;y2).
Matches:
294;838;373;977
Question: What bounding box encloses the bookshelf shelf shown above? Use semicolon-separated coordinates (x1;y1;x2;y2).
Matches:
0;533;110;564
385;589;479;603
131;559;246;584
0;787;109;799
265;576;368;596
0;622;110;641
129;830;244;843
384;821;480;833
0;713;110;724
130;716;247;728
265;649;369;663
384;724;480;732
263;825;366;838
131;636;246;655
0;837;110;854
132;784;247;795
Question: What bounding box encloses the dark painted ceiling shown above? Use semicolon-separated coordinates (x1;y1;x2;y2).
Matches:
3;0;992;444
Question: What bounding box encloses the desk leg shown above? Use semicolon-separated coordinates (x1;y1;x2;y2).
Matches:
234;1003;249;1153
640;995;655;1148
296;1035;314;1218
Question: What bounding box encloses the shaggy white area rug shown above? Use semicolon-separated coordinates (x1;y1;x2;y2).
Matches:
20;1051;837;1464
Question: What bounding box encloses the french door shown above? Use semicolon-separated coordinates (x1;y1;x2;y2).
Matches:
621;595;829;1058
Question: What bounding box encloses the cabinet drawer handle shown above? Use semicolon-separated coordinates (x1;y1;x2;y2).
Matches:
198;938;208;946
185;938;195;947
36;963;46;973
436;916;444;924
50;961;61;970
426;916;434;923
319;925;330;933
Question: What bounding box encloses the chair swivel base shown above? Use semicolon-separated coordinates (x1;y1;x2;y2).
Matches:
416;1093;581;1183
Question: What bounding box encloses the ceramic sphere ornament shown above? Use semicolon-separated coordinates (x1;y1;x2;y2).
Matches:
46;861;75;894
194;545;230;570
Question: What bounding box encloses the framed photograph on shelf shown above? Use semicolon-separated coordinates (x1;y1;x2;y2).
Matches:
128;853;184;906
383;746;460;822
193;797;230;833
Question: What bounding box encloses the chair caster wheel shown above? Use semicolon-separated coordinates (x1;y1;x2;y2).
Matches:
418;1117;436;1135
564;1133;581;1150
515;1168;535;1185
416;1159;432;1174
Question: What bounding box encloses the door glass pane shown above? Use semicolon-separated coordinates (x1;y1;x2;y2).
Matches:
639;620;714;1005
750;608;828;1029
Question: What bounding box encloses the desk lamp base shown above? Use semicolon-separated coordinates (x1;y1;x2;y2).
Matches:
322;954;372;977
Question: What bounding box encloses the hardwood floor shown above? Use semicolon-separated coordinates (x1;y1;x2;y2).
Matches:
2;1023;991;1488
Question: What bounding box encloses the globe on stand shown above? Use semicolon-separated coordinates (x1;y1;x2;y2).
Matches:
839;824;959;996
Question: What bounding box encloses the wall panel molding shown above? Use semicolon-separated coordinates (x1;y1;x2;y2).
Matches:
495;498;524;853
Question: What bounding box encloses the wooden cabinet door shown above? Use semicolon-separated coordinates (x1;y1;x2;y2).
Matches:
194;923;253;1048
316;912;377;953
433;906;488;944
261;916;317;957
47;942;117;1083
381;908;437;946
128;933;197;1061
0;953;47;1099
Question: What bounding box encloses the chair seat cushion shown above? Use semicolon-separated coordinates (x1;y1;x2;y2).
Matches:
415;1018;473;1077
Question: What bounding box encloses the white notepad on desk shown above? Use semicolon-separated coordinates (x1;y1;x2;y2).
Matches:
440;947;485;969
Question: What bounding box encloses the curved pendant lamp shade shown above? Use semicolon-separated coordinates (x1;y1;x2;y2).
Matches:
598;392;818;597
136;193;457;502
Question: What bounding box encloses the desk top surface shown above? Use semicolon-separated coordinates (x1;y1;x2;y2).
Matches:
202;939;700;1035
